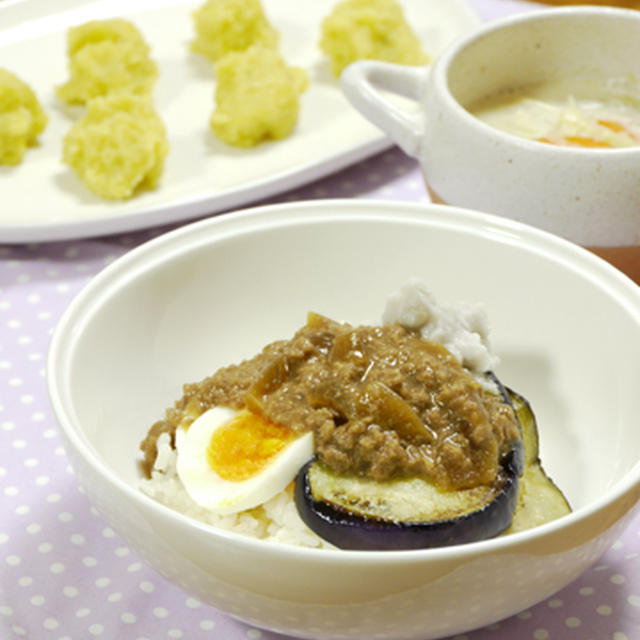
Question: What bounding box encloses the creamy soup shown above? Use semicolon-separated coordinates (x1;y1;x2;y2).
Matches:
470;79;640;149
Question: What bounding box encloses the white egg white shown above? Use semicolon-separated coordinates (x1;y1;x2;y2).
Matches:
176;406;314;515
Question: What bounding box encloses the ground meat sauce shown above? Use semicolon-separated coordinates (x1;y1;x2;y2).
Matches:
140;313;520;490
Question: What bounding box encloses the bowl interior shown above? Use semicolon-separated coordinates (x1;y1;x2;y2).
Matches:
53;201;640;522
448;9;640;112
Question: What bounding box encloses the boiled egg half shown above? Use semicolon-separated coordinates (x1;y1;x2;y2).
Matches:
176;406;314;514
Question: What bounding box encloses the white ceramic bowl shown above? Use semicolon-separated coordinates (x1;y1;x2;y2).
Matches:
341;7;640;251
48;200;640;640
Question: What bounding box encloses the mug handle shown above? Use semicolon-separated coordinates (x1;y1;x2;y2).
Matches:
341;61;426;158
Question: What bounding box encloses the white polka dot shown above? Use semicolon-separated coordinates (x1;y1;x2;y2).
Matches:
246;630;262;639
610;574;626;584
35;476;50;486
517;611;532;620
597;605;612;616
27;294;41;304
7;319;21;329
168;630;183;639
96;577;110;588
24;458;39;467
26;523;41;534
127;562;142;572
0;533;8;545
153;607;169;618
627;595;640;607
83;556;98;567
4;486;19;497
8;378;23;387
46;493;61;503
38;542;53;553
613;633;629;640
18;576;33;587
31;412;45;423
533;630;549;640
58;512;73;522
56;283;71;293
16;504;30;515
0;361;11;370
102;528;115;538
185;597;200;608
19;395;34;405
12;439;27;449
76;608;91;618
0;605;13;616
108;592;122;603
200;620;215;631
565;617;581;628
11;627;26;637
89;624;104;636
121;612;137;624
114;547;130;557
139;581;154;593
63;586;78;598
50;562;65;574
30;595;45;606
43;617;59;630
6;555;21;566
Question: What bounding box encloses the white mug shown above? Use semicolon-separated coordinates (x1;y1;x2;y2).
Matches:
341;7;640;282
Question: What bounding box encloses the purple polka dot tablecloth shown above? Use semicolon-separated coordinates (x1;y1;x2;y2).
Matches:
2;2;640;640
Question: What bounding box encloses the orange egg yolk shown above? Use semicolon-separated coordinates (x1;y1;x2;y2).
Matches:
206;410;296;482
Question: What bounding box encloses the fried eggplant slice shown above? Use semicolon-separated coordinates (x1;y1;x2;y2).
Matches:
503;390;571;534
294;441;522;551
294;381;570;551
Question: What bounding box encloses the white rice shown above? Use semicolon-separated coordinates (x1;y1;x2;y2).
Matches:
140;279;498;547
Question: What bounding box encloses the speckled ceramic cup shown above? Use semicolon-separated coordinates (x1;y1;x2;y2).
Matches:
341;7;640;283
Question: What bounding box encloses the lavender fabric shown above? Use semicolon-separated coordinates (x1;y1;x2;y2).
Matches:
2;2;640;638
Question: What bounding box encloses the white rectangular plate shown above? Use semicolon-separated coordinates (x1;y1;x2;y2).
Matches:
0;0;479;242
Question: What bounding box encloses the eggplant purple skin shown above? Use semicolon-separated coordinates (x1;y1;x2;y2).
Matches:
294;446;522;551
294;374;525;551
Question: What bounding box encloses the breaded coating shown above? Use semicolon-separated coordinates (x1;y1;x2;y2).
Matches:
191;0;278;62
57;19;157;105
210;46;308;148
320;0;429;77
63;94;168;200
0;68;48;165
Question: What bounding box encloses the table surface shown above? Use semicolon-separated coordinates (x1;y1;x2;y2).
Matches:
2;1;640;639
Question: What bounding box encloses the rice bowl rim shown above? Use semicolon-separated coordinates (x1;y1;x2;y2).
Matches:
47;198;640;564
